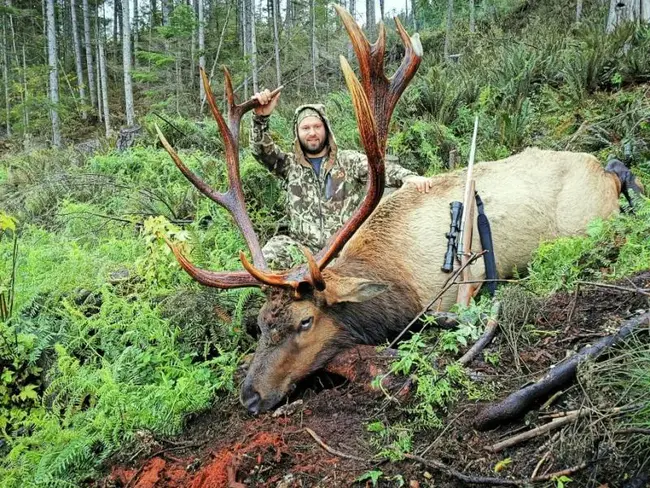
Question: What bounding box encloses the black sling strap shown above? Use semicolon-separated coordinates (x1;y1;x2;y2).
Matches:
475;192;498;296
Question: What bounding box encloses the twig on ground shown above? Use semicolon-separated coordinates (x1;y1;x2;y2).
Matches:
485;412;585;453
535;432;560;454
304;427;368;462
616;428;650;435
458;302;501;366
531;449;552;478
474;312;650;430
404;453;522;486
576;281;650;298
540;403;641;420
404;453;589;485
567;283;581;323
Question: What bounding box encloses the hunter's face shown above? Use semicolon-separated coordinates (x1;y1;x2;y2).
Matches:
298;116;327;155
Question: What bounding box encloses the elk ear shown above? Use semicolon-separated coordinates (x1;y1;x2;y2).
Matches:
325;277;389;304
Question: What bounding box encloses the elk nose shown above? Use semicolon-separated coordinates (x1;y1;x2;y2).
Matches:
241;384;262;415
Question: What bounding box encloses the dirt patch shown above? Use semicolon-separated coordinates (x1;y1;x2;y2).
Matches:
97;272;650;488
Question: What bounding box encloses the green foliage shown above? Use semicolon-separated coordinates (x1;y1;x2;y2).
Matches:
355;469;384;487
528;197;650;294
366;420;413;462
0;143;262;485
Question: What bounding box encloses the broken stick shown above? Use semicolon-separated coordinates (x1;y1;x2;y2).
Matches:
404;453;588;486
474;311;650;431
485;411;584;453
458;302;501;366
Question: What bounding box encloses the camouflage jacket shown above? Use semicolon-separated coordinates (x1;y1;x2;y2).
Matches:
250;105;416;251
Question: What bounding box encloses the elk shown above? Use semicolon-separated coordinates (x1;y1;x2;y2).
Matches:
156;7;644;415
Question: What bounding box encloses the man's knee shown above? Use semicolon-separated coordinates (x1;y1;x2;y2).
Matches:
262;235;303;270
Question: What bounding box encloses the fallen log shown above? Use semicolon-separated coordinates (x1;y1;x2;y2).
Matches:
474;311;650;431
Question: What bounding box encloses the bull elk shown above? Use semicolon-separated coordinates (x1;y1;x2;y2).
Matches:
156;7;645;414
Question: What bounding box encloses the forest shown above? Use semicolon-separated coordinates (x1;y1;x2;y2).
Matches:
1;0;650;486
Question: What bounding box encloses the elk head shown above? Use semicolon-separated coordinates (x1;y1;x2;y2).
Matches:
157;6;422;414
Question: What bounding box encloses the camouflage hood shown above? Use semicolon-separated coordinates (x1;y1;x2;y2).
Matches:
292;104;339;174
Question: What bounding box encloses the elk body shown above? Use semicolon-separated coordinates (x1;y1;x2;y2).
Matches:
157;7;643;415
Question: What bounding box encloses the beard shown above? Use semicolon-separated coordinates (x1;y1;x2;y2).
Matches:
300;137;328;156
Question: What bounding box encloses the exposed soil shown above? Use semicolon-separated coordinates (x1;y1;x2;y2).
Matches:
96;272;650;488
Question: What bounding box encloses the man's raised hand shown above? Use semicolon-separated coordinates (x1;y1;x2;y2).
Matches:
404;175;435;194
253;89;281;116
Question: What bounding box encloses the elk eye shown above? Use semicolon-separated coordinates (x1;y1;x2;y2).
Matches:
299;317;314;331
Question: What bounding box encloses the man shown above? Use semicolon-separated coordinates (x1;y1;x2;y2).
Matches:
250;88;434;269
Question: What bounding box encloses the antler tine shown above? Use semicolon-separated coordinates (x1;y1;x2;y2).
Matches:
333;4;422;150
161;236;263;289
311;7;421;271
155;68;286;291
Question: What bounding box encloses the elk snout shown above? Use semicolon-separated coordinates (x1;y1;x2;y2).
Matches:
240;380;262;415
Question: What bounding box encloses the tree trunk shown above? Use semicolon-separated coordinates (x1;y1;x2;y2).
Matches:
242;0;249;98
98;19;110;136
576;0;583;21
379;0;384;20
201;0;232;112
348;0;356;58
46;0;62;146
249;0;258;93
95;5;102;118
284;0;292;65
123;0;135;126
2;17;10;137
366;0;375;36
311;0;317;93
272;0;281;86
22;43;28;132
82;0;96;109
642;0;650;21
469;0;475;32
444;0;453;60
198;0;205;101
162;0;170;25
70;0;87;119
96;42;102;122
411;0;417;29
133;0;139;68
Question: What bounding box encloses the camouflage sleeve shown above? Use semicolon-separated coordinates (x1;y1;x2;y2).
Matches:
348;151;417;187
249;114;289;179
385;155;417;187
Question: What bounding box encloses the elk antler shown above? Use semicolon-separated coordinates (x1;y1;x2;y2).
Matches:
312;6;423;270
161;9;421;294
157;68;286;289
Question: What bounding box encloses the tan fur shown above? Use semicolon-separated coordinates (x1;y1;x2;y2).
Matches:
340;148;621;311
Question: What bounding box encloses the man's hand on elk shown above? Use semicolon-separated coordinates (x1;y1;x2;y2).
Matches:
404;175;434;193
253;89;281;116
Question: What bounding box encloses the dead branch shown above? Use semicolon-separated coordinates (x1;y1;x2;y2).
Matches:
458;302;501;366
485;411;584;453
576;281;650;297
403;453;522;486
404;453;589;485
474;312;650;431
303;427;368;463
539;403;641;420
616;428;650;435
530;450;551;478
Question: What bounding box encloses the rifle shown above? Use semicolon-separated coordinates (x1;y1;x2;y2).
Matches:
456;116;480;307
